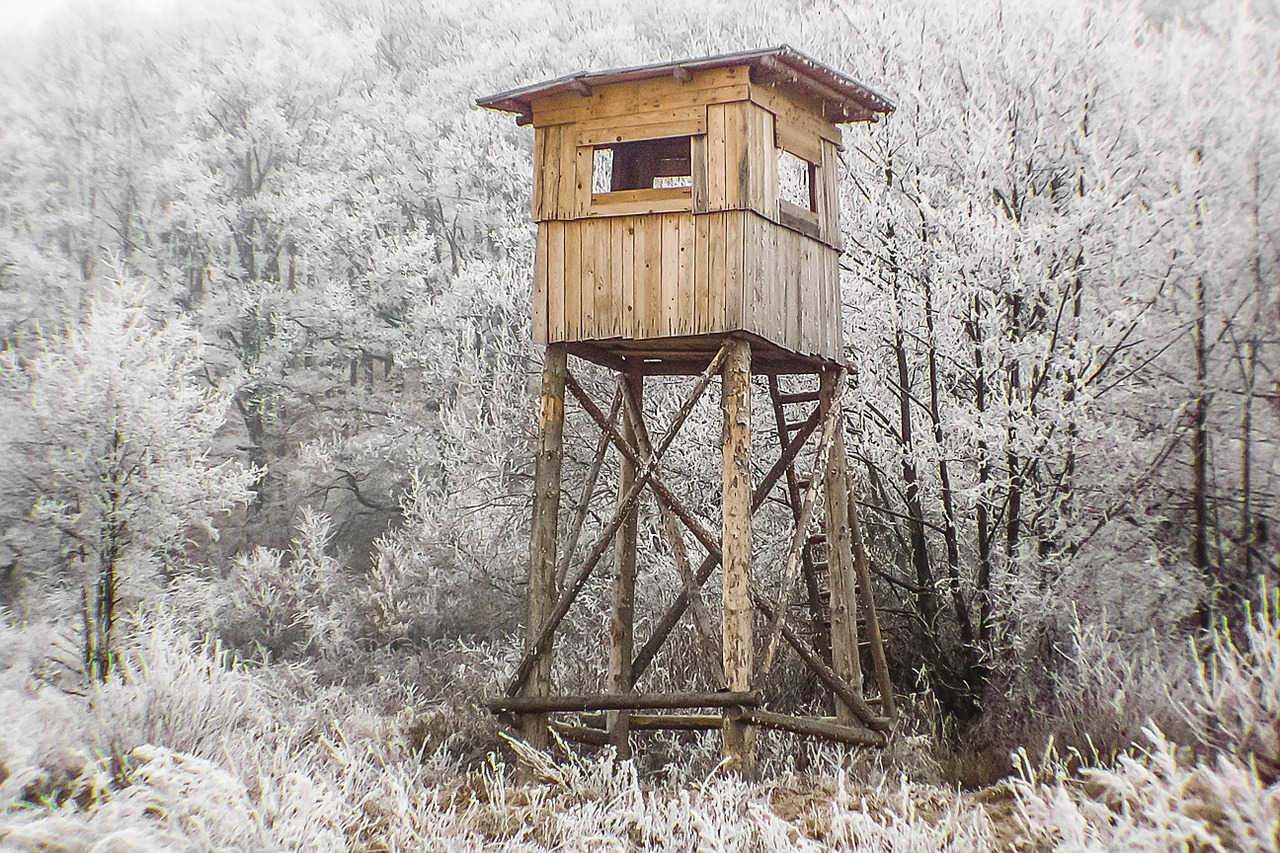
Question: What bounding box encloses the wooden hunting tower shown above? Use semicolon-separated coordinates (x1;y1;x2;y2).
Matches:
479;47;896;777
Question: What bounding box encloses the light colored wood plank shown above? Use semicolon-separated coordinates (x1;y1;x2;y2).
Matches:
776;119;822;166
693;213;711;333
788;225;798;348
538;125;561;221
574;146;593;218
621;218;637;338
820;139;844;250
557;130;578;220
707;213;726;331
676;214;694;337
660;214;680;336
532;127;547;220
533;225;549;343
575;114;705;147
725;211;745;330
706;104;727;211
800;238;816;354
723;102;747;210
588;220;606;340
829;246;841;358
634;217;657;338
609;218;625;339
774;222;787;348
564;222;582;340
749;82;842;145
532;66;749;126
750;105;772;214
691;134;709;213
587;188;692;219
547;221;566;342
816;243;829;357
744;214;766;334
581;219;593;338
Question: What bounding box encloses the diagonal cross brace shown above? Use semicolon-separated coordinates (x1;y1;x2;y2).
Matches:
629;401;825;685
504;341;732;698
569;375;722;559
556;388;621;589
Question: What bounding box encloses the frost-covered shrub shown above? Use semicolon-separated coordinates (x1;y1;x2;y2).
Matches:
1015;727;1280;852
961;608;1197;787
218;508;351;660
364;474;525;642
1186;582;1280;783
92;617;271;761
0;618;100;814
828;775;996;852
1043;614;1197;759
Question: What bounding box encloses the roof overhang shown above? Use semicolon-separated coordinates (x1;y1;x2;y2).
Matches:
477;45;894;125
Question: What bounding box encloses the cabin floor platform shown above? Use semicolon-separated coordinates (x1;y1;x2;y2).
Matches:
564;331;840;375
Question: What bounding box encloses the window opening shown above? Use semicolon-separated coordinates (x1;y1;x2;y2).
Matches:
592;148;614;194
778;149;816;212
593;136;692;194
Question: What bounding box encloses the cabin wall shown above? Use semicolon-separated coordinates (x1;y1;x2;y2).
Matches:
529;68;846;361
534;211;840;360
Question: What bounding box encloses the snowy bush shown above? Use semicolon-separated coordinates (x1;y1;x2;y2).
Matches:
1186;582;1280;783
217;509;351;661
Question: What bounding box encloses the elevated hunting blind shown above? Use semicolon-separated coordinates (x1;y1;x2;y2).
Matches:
479;47;896;777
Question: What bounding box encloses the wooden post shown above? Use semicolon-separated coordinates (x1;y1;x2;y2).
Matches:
721;337;755;777
521;345;568;769
609;370;642;758
823;369;865;728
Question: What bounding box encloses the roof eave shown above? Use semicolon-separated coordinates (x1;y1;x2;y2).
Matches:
476;45;894;124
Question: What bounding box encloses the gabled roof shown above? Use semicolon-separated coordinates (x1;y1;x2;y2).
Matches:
477;45;894;125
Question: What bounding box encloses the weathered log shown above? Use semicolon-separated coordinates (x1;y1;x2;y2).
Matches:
489;691;761;714
521;346;567;758
727;708;887;748
721;337;755;778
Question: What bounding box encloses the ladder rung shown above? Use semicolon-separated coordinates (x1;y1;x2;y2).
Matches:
783;421;809;432
777;390;822;405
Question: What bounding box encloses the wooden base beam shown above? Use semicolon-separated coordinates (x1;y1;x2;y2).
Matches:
729;708;887;748
490;691;762;714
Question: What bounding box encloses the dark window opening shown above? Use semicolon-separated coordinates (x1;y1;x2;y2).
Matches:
593;136;692;194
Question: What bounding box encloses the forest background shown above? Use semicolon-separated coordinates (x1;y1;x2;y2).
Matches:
0;0;1277;848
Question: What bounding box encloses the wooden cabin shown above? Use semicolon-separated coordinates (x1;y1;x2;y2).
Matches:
478;46;892;372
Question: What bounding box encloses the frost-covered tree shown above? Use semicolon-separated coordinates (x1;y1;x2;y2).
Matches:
9;271;256;680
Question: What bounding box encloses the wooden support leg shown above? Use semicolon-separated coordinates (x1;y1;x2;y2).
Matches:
823;371;865;728
520;345;567;773
608;371;642;758
721;338;756;778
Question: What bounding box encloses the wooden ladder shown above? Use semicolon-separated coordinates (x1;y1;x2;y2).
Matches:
767;376;896;722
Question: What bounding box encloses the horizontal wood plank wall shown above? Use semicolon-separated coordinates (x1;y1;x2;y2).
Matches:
747;82;842;147
531;66;750;127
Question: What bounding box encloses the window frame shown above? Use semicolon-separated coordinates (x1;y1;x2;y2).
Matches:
575;118;706;217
